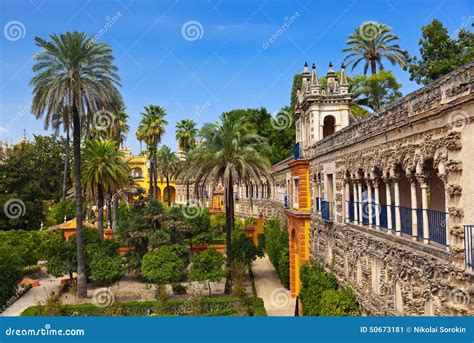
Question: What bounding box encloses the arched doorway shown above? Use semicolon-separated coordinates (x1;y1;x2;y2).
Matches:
163;186;176;204
323;115;336;138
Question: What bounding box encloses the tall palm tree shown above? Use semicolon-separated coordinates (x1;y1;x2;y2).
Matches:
50;107;71;200
156;145;178;206
82;140;130;239
175;119;197;155
177;113;272;294
136;105;168;201
175;119;197;204
342;21;407;75
30;31;122;298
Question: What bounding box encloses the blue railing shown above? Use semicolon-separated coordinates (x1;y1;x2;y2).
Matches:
316;197;321;211
321;201;332;222
347;201;355;221
427;209;448;245
416;209;424;239
284;195;289;208
361;201;369;225
293;142;300;160
399;206;412;236
379;204;388;229
464;225;473;270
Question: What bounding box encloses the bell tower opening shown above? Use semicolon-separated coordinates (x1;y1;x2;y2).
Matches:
323;115;336;138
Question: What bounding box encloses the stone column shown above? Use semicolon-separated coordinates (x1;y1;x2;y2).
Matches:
367;179;373;226
385;178;393;232
357;181;363;225
374;179;380;228
410;176;418;240
353;182;358;223
345;180;351;223
393;177;401;236
419;176;430;244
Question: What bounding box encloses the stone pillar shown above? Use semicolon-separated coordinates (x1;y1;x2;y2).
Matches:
353;182;358;223
357;181;363;225
385;178;393;232
345;181;350;223
393;177;401;236
374;179;380;228
367;179;373;226
419;177;430;244
410;176;418;240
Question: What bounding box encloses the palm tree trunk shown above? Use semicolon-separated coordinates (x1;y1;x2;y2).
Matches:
371;60;377;75
148;158;154;201
72;106;87;299
112;192;119;234
62;126;70;200
224;175;234;295
97;186;104;240
186;181;190;205
166;174;171;206
153;151;158;201
105;193;112;229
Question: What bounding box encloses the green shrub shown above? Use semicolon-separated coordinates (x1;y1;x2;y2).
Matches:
21;296;267;316
231;230;260;266
89;255;125;285
189;248;226;295
299;263;338;316
319;287;361;316
22;265;41;276
264;218;289;288
171;283;187;295
0;246;22;307
141;247;184;286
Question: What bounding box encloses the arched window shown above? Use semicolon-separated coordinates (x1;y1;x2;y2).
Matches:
323;115;336;138
132;168;143;179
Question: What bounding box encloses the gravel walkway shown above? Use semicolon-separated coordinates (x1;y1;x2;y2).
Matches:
252;255;294;316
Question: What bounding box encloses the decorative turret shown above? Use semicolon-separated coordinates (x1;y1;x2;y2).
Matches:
301;62;310;92
309;63;320;94
339;63;349;94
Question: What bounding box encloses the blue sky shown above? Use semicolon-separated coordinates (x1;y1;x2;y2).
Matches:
0;0;472;153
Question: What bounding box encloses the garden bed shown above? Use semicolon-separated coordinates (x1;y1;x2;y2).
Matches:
21;296;266;316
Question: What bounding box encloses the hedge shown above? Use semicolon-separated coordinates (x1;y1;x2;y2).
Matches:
21;296;266;317
264;218;289;288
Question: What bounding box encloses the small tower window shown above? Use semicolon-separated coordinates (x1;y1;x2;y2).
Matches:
323;115;336;138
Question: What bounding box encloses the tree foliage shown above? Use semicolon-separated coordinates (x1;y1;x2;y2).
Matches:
141;247;184;285
319;287;361;316
406;19;474;85
189;248;226;295
264;218;289;288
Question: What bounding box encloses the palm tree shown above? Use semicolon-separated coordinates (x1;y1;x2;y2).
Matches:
177;113;272;294
50;107;71;200
175;119;197;204
30;31;122;298
156;145;178;206
342;21;407;75
82;140;130;239
136;105;168;201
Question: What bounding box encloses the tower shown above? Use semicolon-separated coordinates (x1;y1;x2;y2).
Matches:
294;62;353;150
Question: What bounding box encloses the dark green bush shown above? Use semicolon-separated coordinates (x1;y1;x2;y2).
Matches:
171;283;187;295
319;287;361;316
21;296;267;316
264;218;289;288
299;263;360;316
299;263;338;316
0;246;22;307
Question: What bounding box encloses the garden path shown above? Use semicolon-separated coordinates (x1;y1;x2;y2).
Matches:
252;254;294;316
1;274;62;316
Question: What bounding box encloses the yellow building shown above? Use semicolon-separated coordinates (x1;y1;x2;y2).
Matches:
122;147;176;203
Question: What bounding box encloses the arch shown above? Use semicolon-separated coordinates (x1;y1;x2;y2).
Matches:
131;167;143;179
163;186;175;204
323;115;336;138
156;187;162;202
